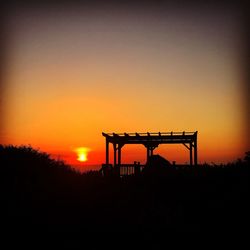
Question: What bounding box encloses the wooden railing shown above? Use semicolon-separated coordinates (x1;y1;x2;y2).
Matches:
101;163;145;176
119;164;145;176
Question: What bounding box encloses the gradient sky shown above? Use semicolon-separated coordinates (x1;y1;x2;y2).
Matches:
1;2;248;170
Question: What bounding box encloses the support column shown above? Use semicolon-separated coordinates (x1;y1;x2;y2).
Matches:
146;146;150;162
190;142;193;166
150;147;154;156
118;145;122;166
113;143;117;167
106;139;109;165
194;138;198;166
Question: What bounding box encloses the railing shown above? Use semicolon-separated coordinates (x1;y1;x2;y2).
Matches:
101;163;145;176
100;163;197;176
119;164;145;176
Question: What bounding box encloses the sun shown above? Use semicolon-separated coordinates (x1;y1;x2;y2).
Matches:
75;147;90;162
78;153;87;162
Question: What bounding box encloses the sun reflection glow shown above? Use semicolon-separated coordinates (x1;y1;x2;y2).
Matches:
75;147;90;162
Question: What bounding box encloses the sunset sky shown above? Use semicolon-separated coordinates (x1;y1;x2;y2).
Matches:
1;2;248;171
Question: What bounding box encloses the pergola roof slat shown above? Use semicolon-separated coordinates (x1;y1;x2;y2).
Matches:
102;131;197;145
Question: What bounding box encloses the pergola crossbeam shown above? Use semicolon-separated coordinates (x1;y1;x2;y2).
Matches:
182;143;190;150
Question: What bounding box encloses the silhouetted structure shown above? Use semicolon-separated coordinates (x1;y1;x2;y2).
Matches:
102;131;198;176
142;154;174;177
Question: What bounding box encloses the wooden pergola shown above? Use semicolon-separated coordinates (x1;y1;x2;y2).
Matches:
102;131;198;170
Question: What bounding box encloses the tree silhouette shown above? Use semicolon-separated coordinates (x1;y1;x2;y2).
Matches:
1;144;249;247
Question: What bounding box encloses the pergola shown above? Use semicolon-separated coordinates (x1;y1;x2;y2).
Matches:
102;131;198;169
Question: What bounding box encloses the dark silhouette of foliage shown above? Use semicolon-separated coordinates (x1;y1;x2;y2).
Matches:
244;151;250;163
1;145;249;247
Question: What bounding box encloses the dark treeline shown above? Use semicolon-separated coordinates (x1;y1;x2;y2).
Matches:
1;145;250;247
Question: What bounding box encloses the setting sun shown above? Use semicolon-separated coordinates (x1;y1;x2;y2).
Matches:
75;147;90;162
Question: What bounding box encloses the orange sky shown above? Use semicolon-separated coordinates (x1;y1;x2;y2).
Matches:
1;3;248;171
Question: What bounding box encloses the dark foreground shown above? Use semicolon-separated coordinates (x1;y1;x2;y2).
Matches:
1;145;250;247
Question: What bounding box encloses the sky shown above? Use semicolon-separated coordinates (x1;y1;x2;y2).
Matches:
1;1;248;171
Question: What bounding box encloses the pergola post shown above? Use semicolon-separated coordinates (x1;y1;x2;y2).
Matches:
113;143;117;167
146;144;157;162
146;146;150;162
150;147;154;156
105;139;109;165
194;135;198;166
190;142;193;166
118;144;122;166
